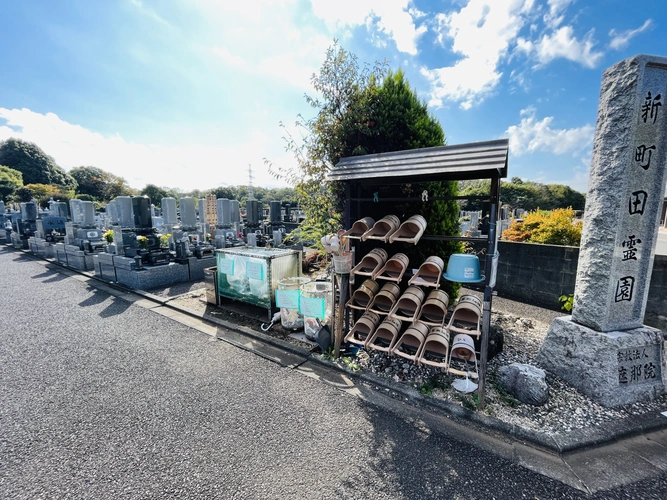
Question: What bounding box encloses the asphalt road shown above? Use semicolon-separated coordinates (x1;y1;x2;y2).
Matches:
1;246;666;499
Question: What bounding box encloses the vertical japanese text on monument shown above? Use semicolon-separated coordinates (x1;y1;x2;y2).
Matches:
628;190;647;215
641;91;662;124
621;235;642;261
611;67;667;319
615;276;634;302
617;347;660;385
635;144;655;170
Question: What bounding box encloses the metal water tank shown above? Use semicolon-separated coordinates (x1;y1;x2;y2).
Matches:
162;197;178;225
132;196;152;229
180;197;197;227
216;198;231;226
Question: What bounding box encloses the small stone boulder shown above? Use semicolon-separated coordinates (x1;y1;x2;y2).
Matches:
497;363;549;406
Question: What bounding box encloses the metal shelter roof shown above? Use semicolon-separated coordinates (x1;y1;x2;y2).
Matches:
328;139;509;182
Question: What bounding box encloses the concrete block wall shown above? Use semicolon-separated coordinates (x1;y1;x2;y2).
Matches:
646;255;667;332
492;241;666;331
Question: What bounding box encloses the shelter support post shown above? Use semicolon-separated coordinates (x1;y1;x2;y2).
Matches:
478;175;500;409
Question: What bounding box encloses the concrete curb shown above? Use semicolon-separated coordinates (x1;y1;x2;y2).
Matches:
7;242;667;456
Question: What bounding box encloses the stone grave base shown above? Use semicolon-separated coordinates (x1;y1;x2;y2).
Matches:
536;316;666;407
93;253;118;281
54;244;95;271
11;233;27;249
93;253;211;290
28;237;55;258
187;255;216;280
114;262;190;289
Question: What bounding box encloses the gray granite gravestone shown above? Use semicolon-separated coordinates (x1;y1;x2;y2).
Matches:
537;55;667;407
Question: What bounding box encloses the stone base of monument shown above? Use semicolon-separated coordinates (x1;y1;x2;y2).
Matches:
11;233;27;249
114;262;190;289
54;243;95;271
93;253;215;290
54;243;68;266
28;237;54;258
537;316;666;407
186;255;216;280
93;253;118;281
61;244;95;271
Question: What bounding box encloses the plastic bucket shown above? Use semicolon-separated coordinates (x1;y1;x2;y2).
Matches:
333;253;353;273
300;281;333;340
277;277;311;329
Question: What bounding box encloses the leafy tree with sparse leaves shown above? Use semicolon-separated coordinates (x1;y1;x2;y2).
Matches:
266;41;388;242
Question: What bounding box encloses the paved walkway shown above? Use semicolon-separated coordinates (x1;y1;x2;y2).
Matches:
1;245;666;498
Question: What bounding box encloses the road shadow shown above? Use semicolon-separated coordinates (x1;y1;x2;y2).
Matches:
98;298;132;318
31;269;59;280
79;287;111;308
40;273;69;283
31;264;69;283
12;253;35;262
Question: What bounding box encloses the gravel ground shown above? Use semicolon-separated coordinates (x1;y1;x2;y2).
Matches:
335;311;667;435
148;280;206;298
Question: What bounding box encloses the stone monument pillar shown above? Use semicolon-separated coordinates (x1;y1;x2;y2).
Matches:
537;55;667;407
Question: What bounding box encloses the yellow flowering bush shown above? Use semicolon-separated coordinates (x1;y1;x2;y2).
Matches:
502;208;582;246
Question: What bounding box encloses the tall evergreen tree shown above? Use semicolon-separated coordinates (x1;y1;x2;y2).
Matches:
341;69;462;297
0;138;77;190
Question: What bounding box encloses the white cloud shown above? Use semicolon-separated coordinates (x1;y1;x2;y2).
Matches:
422;0;536;109
129;0;172;28
0;108;289;191
309;0;426;55
506;106;594;156
530;26;603;68
193;0;331;90
609;19;653;51
543;0;574;29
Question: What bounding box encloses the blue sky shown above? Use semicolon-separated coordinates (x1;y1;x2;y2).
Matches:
0;0;663;193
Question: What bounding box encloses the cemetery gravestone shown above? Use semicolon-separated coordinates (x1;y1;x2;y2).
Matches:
537;55;667;407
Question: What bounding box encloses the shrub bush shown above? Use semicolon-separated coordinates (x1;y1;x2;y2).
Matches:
502;208;582;246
